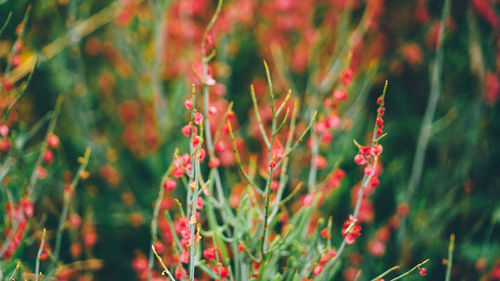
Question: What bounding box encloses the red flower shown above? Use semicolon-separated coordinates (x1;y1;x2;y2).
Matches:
342;215;362;244
194;112;204;125
419;267;427;276
163;178;177;191
237;244;245;252
333;89;348;101
218;266;229;278
174;266;186;279
313;265;323;276
204;248;216;260
184;98;193;110
47;133;60;148
354;154;367;166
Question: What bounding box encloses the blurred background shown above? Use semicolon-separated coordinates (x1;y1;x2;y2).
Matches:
0;0;499;280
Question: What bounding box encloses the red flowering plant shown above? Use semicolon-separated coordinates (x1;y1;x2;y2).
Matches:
139;2;438;280
2;0;500;280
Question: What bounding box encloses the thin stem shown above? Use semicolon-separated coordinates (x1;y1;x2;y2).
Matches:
268;98;299;223
202;0;226;207
227;121;263;194
152;245;176;281
0;12;12;36
250;85;271;148
35;228;47;281
260;164;275;258
406;0;451;201
445;234;455;281
370;266;400;281
389;259;429;281
149;0;170;130
8;261;21;281
307;125;318;191
260;60;279;259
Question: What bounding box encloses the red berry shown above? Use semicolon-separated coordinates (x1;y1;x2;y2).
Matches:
419;267;427;276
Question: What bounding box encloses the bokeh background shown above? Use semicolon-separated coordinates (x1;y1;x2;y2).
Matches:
0;0;499;280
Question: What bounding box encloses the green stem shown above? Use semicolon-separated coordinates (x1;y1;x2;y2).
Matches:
35;228;46;281
445;234;455;281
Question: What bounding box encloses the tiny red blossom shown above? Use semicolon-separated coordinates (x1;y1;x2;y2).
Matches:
333;89;348;101
342;215;362;244
237;244;245;252
219;266;229;278
319;253;329;265
209;157;221;168
194;112;204;125
174;267;186;279
0;125;9;137
44;150;54;163
47;133;60;148
354;154;367;165
163;178;177;191
204;248;216;260
184;99;193;110
313;265;323;276
371;144;383;156
320;228;329;238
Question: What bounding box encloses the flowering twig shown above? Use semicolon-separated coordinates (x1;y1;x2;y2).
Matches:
389;259;429;281
52;147;91;268
27;96;63;199
320;81;388;280
1;4;31;95
268;98;299;223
